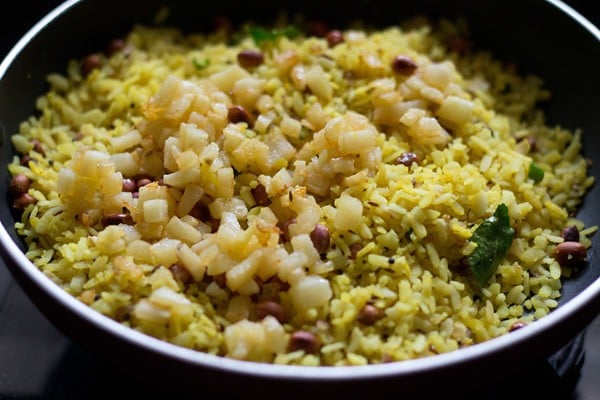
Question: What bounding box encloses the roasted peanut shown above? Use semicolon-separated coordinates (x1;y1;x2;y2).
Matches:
560;225;580;243
256;301;287;323
237;50;264;69
9;174;30;196
357;304;383;325
325;30;344;47
554;241;587;268
391;55;418;76
310;224;330;254
288;331;320;354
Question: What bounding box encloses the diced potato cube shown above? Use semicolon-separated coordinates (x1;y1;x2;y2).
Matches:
226;250;262;291
414;117;451;146
265;132;296;163
149;286;193;322
165;216;203;244
179;123;209;152
422;62;453;89
147;265;179;292
277;251;307;285
399;107;426;127
144;199;170;223
290;64;306;91
305;65;332;101
95;225;125;254
216;168;235;198
224;319;265;360
127;239;154;264
224;317;286;360
163;168;202;188
205;281;228;301
138;182;167;202
280;116;302;139
150;238;180;266
232;77;264;110
225;295;252;322
110;129;142;153
167;93;193;119
305;102;328;131
200;244;226;276
334;193;363;231
338;129;377;155
261;316;287;354
209;65;249;93
150;286;192;307
256;247;286;280
436;96;474;126
175;149;198;170
133;299;170;324
178;244;206;281
270;168;293;196
177;184;204;217
288;275;332;312
57;168;75;196
207;252;236;277
291;233;320;266
78;150;111;177
209;198;248;220
102;172;123;196
163;136;181;172
111;152;140;177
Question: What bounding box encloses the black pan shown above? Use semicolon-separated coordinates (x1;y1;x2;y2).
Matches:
0;0;599;398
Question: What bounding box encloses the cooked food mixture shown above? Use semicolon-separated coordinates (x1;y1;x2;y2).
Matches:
7;16;595;365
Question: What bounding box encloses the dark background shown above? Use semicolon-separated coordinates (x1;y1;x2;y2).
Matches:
0;1;599;399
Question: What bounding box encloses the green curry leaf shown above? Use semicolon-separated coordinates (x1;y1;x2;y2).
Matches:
467;203;515;287
192;57;211;70
528;162;544;183
246;25;300;45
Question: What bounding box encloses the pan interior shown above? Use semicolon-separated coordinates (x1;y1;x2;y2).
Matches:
0;0;598;380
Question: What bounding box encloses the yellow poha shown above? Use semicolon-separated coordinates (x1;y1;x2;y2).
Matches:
7;16;596;365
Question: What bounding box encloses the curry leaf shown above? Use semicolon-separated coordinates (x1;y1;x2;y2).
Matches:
528;162;544;183
467;203;515;287
246;25;300;45
192;57;210;70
